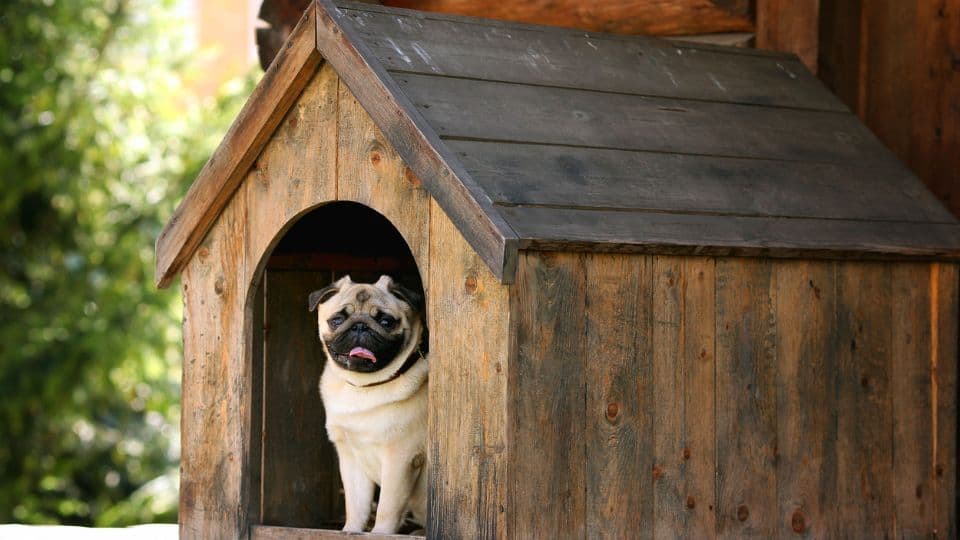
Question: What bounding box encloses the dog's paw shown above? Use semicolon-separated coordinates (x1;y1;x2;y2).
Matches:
342;523;365;533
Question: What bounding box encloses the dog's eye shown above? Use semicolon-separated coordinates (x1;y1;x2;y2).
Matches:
328;315;345;329
378;315;397;330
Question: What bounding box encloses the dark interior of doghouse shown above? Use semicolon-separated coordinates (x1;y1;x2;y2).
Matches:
249;201;424;530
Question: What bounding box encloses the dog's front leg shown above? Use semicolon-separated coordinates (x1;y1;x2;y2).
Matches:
371;449;424;534
338;451;374;532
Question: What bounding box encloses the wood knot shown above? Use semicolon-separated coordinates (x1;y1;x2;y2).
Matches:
808;279;821;299
686;496;696;509
403;167;422;187
370;151;382;165
791;509;805;533
464;275;479;294
737;505;750;522
214;276;226;296
605;402;619;422
683;447;691;460
652;465;663;481
411;453;425;469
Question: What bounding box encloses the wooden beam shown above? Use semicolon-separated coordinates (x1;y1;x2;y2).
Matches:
382;0;754;36
755;0;820;72
818;0;960;217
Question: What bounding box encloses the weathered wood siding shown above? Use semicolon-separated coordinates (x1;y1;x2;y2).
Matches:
180;63;440;537
509;252;958;538
427;204;511;538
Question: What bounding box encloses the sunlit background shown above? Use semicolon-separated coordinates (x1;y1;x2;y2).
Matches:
0;0;260;526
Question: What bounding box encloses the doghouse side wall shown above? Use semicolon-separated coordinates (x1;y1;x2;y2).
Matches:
509;252;958;539
180;61;442;538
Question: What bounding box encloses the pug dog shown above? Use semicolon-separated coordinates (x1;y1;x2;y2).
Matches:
309;275;428;533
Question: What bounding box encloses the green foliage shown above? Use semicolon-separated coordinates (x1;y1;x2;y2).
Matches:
0;0;255;526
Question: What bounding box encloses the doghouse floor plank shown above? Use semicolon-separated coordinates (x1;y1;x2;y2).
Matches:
251;525;422;539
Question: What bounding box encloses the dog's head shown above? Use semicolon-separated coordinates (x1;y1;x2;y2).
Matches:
309;275;425;377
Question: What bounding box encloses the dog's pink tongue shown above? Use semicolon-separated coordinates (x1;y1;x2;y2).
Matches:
348;346;377;363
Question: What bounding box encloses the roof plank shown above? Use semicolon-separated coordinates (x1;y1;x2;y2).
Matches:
155;4;323;288
394;73;883;163
344;7;844;111
450;140;954;223
499;206;960;261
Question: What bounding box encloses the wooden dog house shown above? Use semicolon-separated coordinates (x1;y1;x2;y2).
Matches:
155;1;960;538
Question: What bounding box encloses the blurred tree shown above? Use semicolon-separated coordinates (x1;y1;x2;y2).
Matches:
0;0;254;526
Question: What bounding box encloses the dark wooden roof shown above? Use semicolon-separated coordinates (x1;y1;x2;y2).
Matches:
156;0;960;287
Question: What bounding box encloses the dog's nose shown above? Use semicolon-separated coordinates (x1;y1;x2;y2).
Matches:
349;322;369;334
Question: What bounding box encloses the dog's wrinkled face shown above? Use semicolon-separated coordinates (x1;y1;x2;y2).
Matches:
309;275;424;374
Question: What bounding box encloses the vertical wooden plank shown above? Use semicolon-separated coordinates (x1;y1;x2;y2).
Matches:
583;253;653;539
245;63;339;266
890;263;935;538
509;251;586;538
337;79;431;293
651;256;717;538
249;277;265;523
260;270;344;528
817;0;960;217
835;262;894;538
715;258;778;538
755;0;820;73
774;260;837;538
427;202;509;539
933;263;959;539
817;0;865;115
681;257;718;539
180;188;249;540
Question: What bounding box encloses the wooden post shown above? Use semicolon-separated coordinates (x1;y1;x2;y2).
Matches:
755;0;820;73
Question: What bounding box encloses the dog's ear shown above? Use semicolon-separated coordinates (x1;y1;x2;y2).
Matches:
388;281;424;314
308;283;341;312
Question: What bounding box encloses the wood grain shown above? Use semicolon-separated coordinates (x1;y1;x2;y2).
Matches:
315;0;519;283
244;62;339;271
180;187;250;540
260;270;344;528
583;253;653;539
336;79;431;287
396;74;876;164
652;256;717;538
427;202;510;539
156;4;321;288
381;0;754;36
933;263;959;539
818;0;960;218
889;263;934;538
509;251;586;538
755;0;820;73
449;140;952;223
251;524;421;539
715;258;778;538
773;260;837;538
343;6;838;111
497;206;960;262
835;262;894;538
